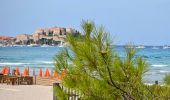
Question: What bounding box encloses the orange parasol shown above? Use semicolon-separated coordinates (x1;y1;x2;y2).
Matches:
44;68;50;77
23;68;29;76
61;69;67;78
39;68;42;77
1;67;5;74
15;67;20;75
3;67;8;75
53;71;59;78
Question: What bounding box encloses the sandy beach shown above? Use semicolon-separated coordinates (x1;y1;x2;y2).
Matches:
0;84;53;100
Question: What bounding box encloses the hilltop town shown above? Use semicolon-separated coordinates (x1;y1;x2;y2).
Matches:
0;27;80;46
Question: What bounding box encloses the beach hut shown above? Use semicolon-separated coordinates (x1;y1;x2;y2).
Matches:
39;68;42;77
44;68;50;77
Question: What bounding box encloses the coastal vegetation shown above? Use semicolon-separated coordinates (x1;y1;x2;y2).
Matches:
164;74;170;85
54;20;170;99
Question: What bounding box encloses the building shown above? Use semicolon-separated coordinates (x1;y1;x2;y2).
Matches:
15;34;30;44
14;27;80;45
0;36;14;45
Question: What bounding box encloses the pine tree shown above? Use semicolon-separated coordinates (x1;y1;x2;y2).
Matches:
54;20;170;100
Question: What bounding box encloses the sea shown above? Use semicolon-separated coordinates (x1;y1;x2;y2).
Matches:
0;46;170;84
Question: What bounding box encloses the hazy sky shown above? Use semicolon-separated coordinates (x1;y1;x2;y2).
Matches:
0;0;170;45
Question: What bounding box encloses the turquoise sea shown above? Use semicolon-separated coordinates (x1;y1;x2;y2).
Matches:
0;46;170;84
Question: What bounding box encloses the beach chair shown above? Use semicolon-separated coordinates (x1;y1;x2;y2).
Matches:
19;68;32;85
19;76;33;85
1;75;10;84
0;73;3;83
5;75;18;85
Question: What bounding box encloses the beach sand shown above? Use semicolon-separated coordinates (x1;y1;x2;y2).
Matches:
0;84;53;100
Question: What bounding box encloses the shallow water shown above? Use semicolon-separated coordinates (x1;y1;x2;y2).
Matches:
0;46;170;84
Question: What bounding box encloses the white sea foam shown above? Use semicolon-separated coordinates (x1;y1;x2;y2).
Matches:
151;64;168;67
0;61;54;66
36;61;53;64
43;61;53;64
0;62;30;65
159;70;170;73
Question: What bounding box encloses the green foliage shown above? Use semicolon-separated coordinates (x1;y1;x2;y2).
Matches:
37;38;53;45
54;86;68;100
54;20;170;99
164;73;170;85
54;49;70;73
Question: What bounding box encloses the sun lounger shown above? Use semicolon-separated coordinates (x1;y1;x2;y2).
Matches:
35;76;60;86
19;76;33;85
0;74;3;83
6;76;18;85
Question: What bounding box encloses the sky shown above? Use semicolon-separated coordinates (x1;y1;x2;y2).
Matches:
0;0;170;45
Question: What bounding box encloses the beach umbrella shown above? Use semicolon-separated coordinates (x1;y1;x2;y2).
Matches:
61;69;67;78
39;68;42;77
1;67;5;74
4;67;8;75
53;71;59;79
44;68;50;77
15;67;20;75
23;68;29;76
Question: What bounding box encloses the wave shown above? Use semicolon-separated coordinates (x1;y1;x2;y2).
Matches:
159;70;170;73
43;61;53;64
0;62;30;65
151;64;168;67
36;61;53;64
0;61;54;66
